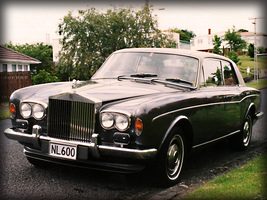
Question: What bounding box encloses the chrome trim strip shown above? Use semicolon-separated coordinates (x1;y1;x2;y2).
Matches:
192;130;240;148
153;94;260;121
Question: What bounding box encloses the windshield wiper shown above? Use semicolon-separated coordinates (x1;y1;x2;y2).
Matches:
165;78;194;86
130;73;157;78
118;73;157;80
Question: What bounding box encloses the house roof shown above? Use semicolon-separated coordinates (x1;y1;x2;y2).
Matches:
0;45;41;64
238;32;267;37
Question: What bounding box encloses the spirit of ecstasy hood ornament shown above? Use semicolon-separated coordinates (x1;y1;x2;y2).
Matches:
72;79;80;92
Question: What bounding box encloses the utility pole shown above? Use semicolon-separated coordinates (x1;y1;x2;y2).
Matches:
249;17;264;83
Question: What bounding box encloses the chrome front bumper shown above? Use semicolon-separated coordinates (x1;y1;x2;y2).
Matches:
4;127;157;160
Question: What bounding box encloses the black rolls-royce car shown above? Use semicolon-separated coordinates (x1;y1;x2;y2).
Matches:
4;48;263;186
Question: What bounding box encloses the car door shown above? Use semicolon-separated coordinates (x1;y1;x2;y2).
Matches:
197;58;240;143
221;60;241;133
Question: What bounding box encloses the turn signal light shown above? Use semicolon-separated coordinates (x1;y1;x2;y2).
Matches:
135;118;143;136
9;103;16;119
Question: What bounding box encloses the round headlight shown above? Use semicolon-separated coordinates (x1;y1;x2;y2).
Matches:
101;113;114;129
20;103;32;118
32;104;45;120
115;115;129;131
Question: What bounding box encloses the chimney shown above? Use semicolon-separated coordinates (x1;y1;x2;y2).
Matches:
208;29;211;35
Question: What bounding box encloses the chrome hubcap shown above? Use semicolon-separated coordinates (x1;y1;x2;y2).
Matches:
166;135;184;180
243;116;251;146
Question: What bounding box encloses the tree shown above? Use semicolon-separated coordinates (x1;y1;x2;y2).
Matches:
32;69;59;85
212;35;222;54
247;43;254;58
58;6;175;80
170;28;196;42
224;27;247;52
5;42;54;75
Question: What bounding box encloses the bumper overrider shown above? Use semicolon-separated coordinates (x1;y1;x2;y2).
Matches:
4;125;157;172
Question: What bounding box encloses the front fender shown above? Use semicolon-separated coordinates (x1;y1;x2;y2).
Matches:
157;115;189;151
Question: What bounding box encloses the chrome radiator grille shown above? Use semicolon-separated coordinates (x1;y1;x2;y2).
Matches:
48;99;95;142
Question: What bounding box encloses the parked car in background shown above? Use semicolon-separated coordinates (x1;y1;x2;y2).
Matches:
4;48;263;186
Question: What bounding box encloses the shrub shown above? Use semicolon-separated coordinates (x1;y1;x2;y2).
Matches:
247;43;254;58
32;69;59;85
228;51;240;65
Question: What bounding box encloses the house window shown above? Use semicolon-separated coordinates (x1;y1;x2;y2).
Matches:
2;64;7;72
24;65;28;71
18;65;22;71
12;64;16;72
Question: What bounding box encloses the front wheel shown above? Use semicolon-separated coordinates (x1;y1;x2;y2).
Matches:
153;128;185;186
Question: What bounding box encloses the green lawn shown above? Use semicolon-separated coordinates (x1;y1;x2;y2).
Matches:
239;55;266;70
0;102;9;119
0;110;9;119
183;154;267;200
238;55;267;82
246;79;267;89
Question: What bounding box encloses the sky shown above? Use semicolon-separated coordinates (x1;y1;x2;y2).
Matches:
0;0;266;45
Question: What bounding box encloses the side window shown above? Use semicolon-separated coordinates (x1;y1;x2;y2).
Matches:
222;61;238;86
201;59;223;87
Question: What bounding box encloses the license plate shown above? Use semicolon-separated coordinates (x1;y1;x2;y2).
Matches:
49;143;77;160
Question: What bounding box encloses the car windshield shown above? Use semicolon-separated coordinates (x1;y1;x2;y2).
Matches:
92;52;199;86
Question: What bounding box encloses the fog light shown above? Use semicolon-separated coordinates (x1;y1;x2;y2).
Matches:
113;132;130;145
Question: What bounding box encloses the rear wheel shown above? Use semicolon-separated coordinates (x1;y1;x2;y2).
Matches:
153;128;185;186
232;113;253;151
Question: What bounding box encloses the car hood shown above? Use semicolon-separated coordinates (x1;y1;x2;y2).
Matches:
12;79;180;104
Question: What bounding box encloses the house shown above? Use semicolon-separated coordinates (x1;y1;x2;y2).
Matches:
191;29;267;53
239;32;267;49
0;45;41;102
0;45;41;72
191;29;226;52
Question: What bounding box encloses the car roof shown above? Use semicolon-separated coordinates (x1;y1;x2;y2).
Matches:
114;48;231;61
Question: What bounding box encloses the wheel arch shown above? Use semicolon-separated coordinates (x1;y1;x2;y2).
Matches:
244;102;256;124
158;115;193;153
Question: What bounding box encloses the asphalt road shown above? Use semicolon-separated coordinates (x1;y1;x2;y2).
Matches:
0;88;266;200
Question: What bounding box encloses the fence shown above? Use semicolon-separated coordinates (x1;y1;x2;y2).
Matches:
0;71;31;102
